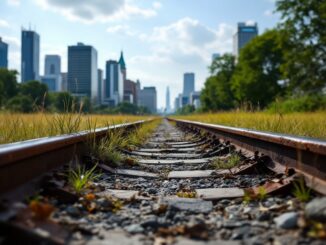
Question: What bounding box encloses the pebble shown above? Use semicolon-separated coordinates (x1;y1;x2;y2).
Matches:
274;212;298;229
305;197;326;222
125;224;144;234
66;206;80;217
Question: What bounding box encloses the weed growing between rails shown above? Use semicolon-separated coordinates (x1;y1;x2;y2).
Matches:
87;119;161;167
173;111;326;139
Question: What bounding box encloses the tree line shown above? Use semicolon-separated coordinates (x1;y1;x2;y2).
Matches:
200;0;326;113
0;69;151;114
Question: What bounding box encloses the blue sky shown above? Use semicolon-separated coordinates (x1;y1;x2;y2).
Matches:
0;0;280;108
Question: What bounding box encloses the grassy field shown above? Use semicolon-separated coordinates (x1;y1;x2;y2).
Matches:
173;112;326;139
0;113;150;144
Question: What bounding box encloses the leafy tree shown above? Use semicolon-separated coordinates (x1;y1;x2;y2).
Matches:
276;0;326;93
20;80;49;109
6;95;34;113
231;29;285;108
176;105;195;115
49;92;74;112
0;69;18;106
200;54;236;111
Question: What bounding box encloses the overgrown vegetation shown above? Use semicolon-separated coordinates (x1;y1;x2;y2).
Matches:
67;164;101;195
210;153;242;174
0;113;149;144
292;177;311;202
173;112;326;139
88;119;161;167
196;0;326;113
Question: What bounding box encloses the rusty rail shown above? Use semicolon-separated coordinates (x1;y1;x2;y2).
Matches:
0;120;148;194
168;118;326;195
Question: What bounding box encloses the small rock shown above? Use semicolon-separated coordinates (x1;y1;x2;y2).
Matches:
125;224;144;234
66;206;80;217
305;197;326;222
147;188;157;195
165;198;213;214
257;212;271;221
274;212;298;229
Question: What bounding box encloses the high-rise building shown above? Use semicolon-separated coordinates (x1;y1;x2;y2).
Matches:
67;43;98;102
104;60;123;105
183;73;195;98
41;55;61;92
212;53;220;62
139;86;157;113
233;22;258;58
124;79;137;104
21;30;40;82
118;51;126;83
0;37;8;68
190;91;201;109
98;69;103;104
165;86;171;112
136;80;141;106
61;72;67;91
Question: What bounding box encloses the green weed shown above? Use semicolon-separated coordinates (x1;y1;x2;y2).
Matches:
292;176;311;202
67;164;101;195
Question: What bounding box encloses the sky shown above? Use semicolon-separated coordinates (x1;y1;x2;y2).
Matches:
0;0;280;109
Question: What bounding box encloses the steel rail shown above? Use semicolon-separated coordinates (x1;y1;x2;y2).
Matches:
0;120;149;194
168;118;326;195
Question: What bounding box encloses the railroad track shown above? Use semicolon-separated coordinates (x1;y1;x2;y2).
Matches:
0;118;325;244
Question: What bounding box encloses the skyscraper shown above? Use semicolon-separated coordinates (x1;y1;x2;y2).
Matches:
139;87;157;113
166;86;171;112
233;22;258;58
98;69;103;104
119;51;126;83
41;55;61;91
0;37;8;68
21;30;40;82
104;60;123;105
67;43;98;102
183;73;195;97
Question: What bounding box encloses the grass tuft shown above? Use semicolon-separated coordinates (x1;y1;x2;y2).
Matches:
67;164;101;195
292;176;311;202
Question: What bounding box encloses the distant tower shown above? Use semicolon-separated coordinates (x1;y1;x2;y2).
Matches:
104;60;123;105
67;43;98;102
119;51;126;83
21;29;40;82
0;37;8;68
41;55;62;91
166;86;171;112
233;22;258;58
183;73;195;97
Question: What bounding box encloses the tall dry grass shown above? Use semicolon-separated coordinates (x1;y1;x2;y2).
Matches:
0;112;150;144
173;112;326;139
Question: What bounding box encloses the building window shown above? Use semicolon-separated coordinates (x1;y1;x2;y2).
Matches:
50;64;55;74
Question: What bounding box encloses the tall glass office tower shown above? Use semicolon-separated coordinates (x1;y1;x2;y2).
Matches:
233;22;258;58
21;30;40;82
0;37;8;68
67;43;98;102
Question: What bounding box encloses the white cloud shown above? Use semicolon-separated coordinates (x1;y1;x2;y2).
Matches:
7;0;20;6
264;10;273;17
143;17;234;63
153;1;162;9
0;19;10;28
127;18;235;108
34;0;158;23
106;24;135;36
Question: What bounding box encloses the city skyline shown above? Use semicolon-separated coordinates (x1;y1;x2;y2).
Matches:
0;0;280;108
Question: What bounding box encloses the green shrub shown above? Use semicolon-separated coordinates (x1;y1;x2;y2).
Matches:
268;95;326;113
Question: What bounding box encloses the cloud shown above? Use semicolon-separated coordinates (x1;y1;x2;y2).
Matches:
34;0;158;23
142;17;234;63
7;0;20;6
264;10;273;17
106;24;135;36
127;18;235;108
153;1;162;9
0;19;10;28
